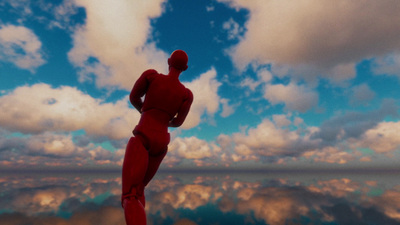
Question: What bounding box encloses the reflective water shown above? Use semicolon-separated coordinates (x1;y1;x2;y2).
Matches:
1;170;400;225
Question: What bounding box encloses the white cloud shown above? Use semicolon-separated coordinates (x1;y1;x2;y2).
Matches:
169;137;213;160
258;68;273;83
48;0;80;30
372;53;400;79
0;71;223;142
0;83;139;140
217;117;358;164
294;117;304;126
267;62;357;86
264;82;319;112
0;24;45;71
206;5;215;12
0;0;32;18
314;99;398;144
68;0;168;90
182;68;222;129
69;0;225;129
302;146;355;164
220;98;235;118
272;114;291;128
0;131;125;168
166;136;220;167
222;18;243;40
240;77;261;91
240;68;273;92
327;62;357;84
225;112;391;165
219;0;400;82
353;121;400;153
27;133;79;157
232;119;300;160
350;83;375;105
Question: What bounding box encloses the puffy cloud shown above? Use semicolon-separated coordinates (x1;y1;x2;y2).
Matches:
0;0;32;18
219;0;400;82
216;134;235;166
254;99;398;162
0;24;45;71
48;0;81;30
372;53;400;79
239;68;273;96
169;137;213;160
0;132;124;168
0;70;222;140
213;116;328;165
232;119;301;161
353;121;400;153
240;77;261;91
182;68;222;129
68;0;225;130
302;146;355;164
258;68;273;83
0;83;139;140
350;83;375;105
0;74;224;168
222;17;244;40
220;98;236;118
272;114;291;127
268;62;357;86
27;133;80;157
68;0;168;89
313;99;399;144
217;107;400;165
167;136;221;167
264;82;319;112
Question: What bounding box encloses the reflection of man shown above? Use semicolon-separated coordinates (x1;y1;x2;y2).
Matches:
121;50;193;225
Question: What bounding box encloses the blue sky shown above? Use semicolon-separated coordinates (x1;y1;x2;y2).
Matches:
1;0;400;170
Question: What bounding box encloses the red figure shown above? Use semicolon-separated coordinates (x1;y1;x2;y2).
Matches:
121;50;193;225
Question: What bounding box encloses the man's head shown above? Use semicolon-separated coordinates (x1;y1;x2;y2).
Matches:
168;50;188;71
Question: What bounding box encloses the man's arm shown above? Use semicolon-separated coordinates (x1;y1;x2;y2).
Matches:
169;89;193;127
130;69;157;113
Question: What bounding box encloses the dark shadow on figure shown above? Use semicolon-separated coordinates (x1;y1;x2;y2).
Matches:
121;50;193;225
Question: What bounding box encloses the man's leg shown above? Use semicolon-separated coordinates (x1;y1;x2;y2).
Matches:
143;132;169;187
143;149;167;187
121;136;148;225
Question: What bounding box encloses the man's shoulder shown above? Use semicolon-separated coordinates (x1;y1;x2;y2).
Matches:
141;69;161;82
142;69;159;76
184;87;193;101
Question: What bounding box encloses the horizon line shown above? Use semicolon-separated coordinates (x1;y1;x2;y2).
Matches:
1;166;399;174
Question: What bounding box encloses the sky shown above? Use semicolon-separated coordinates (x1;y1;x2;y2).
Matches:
0;0;400;171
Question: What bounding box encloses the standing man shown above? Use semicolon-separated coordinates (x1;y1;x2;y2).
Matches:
121;50;193;225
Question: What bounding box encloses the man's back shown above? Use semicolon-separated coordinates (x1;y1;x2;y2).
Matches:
142;73;188;119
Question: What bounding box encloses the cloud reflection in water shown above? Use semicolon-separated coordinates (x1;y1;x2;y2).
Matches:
0;171;399;225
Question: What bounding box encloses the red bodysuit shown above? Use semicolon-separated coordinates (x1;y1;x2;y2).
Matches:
122;68;193;225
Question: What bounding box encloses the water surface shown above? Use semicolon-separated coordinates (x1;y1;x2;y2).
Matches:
1;170;399;225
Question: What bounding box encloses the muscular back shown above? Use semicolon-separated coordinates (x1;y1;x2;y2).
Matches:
143;73;188;117
130;69;193;129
